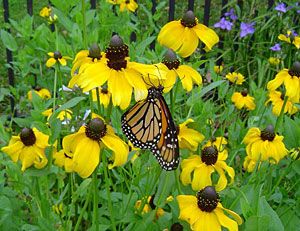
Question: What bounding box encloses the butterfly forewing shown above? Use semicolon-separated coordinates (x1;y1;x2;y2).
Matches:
121;99;162;149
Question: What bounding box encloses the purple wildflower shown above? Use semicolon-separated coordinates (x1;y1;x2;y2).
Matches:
270;43;281;51
275;3;287;13
214;17;233;31
224;8;238;21
240;22;255;38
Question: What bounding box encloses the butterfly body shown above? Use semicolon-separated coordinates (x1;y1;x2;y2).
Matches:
121;86;179;171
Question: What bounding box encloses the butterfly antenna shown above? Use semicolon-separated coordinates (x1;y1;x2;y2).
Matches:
141;73;152;87
154;64;163;87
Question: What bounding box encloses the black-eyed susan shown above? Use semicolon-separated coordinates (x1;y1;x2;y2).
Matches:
53;149;73;173
62;116;128;178
1;128;49;171
157;10;219;58
27;87;51;101
177;186;242;231
46;51;70;68
225;71;245;85
180;138;234;191
120;0;138;12
68;35;147;109
43;108;73;122
231;90;256;111
243;125;288;163
243;156;260;172
268;57;280;66
214;65;224;74
132;49;202;92
71;43;104;76
278;30;300;49
266;91;298;116
91;87;111;108
135;195;166;220
267;61;300;103
177;119;205;152
39;6;51;18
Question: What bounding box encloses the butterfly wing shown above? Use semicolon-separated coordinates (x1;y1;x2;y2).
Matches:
151;95;180;171
121;99;162;150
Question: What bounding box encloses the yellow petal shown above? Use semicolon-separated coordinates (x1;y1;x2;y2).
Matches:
72;137;100;178
193;212;221;231
46;58;57;67
180;156;201;185
267;69;289;91
217;203;243;225
58;58;67;66
33;128;49;149
192;164;214;191
177;28;199;58
19;146;36;171
101;132;129;169
193;23;219;51
214;164;227;191
177;195;202;225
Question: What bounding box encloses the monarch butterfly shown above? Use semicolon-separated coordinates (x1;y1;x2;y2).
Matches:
121;85;179;170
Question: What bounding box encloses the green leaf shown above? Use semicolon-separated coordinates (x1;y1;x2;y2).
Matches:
0;30;18;51
245;215;270;231
49;118;61;144
284;116;300;148
292;160;300;175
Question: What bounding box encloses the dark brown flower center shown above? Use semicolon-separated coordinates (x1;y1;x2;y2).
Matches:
288;61;300;77
149;194;156;210
20;128;36;146
101;87;108;94
171;222;183;231
162;49;180;70
54;51;62;60
85;118;107;141
260;125;275;141
241;89;248;97
197;186;219;212
88;43;101;60
201;146;218;165
105;35;129;71
180;10;197;28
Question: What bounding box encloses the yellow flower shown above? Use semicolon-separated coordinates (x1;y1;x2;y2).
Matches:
180;140;234;191
225;72;245;85
1;128;49;171
214;65;224;74
42;108;73;122
231;90;256;111
267;62;300;103
52;203;63;215
243;125;288;163
268;57;280;66
135;195;171;220
91;87;111;108
71;43;104;76
177;119;205;151
46;51;70;67
53;150;74;173
266;91;298;116
157;10;219;58
288;147;300;160
278;30;300;49
68;35;147;110
62;116;128;178
177;186;242;231
27;87;51;101
39;6;51;18
205;137;227;150
243;156;260;172
120;0;138;12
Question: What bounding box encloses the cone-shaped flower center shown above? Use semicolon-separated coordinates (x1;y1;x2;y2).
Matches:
85;118;107;141
181;10;197;28
197;186;219;212
260;125;275;141
241;89;248;97
288;61;300;77
162;49;180;70
101;87;108;94
88;43;101;60
20;128;36;146
171;222;183;231
149;195;156;210
54;51;62;60
105;35;129;71
201;146;218;165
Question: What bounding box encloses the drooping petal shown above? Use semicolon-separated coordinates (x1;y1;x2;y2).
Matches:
33;128;49;149
180;155;202;185
72;137;100;178
1;139;23;162
101;132;129;169
216;161;235;184
177;195;202;225
33;147;48;169
177;28;199;58
193;212;221;231
58;58;67;66
267;69;289;91
193;24;219;51
192;164;214;191
19;146;37;171
46;58;57;67
214;164;228;191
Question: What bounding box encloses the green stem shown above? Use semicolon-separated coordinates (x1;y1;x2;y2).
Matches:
174;168;182;194
105;101;113;123
92;171;99;231
82;0;87;48
89;91;94;117
55;24;59;51
274;96;288;133
102;152;117;231
53;64;58;112
96;87;101;113
74;186;91;231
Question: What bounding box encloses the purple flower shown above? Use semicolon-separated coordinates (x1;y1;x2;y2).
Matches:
224;8;238;21
214;17;233;31
275;3;287;13
240;22;255;38
270;43;281;51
